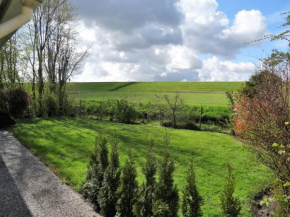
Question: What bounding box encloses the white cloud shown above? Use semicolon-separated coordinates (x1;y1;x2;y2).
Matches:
178;0;267;57
197;56;256;81
166;46;202;71
72;0;268;82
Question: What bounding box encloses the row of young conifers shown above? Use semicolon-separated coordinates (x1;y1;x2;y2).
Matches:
81;134;241;217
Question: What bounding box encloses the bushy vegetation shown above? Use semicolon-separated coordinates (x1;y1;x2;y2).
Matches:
114;99;137;124
81;135;108;211
231;12;290;215
220;164;241;217
82;97;230;133
4;88;30;117
134;140;157;217
99;136;121;217
153;134;179;217
116;149;138;217
182;161;203;217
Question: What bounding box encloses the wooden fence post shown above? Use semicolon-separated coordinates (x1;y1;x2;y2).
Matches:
199;106;203;130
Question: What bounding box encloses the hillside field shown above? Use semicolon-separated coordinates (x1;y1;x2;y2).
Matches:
11;117;272;216
70;82;244;106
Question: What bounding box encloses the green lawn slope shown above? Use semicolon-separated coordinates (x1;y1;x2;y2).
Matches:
117;82;243;93
11;117;271;216
70;82;244;106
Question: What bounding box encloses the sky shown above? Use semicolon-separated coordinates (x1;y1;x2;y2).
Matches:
71;0;290;82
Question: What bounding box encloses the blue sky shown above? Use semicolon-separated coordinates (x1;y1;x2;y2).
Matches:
219;0;290;61
73;0;290;82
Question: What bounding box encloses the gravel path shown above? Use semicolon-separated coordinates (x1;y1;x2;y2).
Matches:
0;131;100;217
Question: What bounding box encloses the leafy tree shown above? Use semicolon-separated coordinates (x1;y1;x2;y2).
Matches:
99;136;121;217
116;149;138;217
153;134;179;217
220;164;241;217
134;140;157;217
182;161;203;217
81;135;109;211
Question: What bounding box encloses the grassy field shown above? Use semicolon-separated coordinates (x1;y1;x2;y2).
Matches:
11;117;272;216
70;82;244;106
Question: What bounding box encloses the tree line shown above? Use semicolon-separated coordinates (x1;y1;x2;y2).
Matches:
81;133;242;217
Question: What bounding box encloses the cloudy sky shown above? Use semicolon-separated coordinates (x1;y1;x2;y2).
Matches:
71;0;290;82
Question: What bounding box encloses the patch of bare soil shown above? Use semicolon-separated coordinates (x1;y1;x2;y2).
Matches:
252;188;276;217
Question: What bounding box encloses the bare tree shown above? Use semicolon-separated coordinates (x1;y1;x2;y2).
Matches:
44;0;88;113
156;94;184;128
0;34;22;88
23;0;88;115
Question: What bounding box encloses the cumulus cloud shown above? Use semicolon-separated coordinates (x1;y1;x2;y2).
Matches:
72;0;268;82
197;56;256;81
74;0;181;31
178;0;267;57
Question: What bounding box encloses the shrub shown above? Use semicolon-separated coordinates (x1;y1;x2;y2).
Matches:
240;70;282;98
43;91;59;117
5;87;30;117
85;101;99;115
153;134;179;217
0;112;16;129
182;161;203;217
233;69;290;200
114;99;137;124
220;164;241;217
99;136;121;217
116;149;138;217
81;135;109;211
134;140;157;217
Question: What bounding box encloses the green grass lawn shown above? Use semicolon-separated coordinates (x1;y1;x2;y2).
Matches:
70;82;244;107
11;117;272;216
117;82;243;93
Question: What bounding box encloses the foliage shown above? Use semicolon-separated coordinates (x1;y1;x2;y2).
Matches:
116;149;138;217
182;161;203;217
0;112;16;129
234;69;290;198
99;135;121;217
220;164;241;217
225;91;236;135
81;135;109;211
43;90;59;117
134;140;157;217
153;134;179;217
114;99;137;124
239;70;282;98
4;87;30;117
